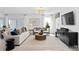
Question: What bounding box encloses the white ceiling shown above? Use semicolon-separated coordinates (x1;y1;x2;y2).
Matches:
0;7;78;19
0;7;78;15
0;7;61;14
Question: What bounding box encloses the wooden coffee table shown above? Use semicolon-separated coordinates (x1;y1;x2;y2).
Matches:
35;34;46;40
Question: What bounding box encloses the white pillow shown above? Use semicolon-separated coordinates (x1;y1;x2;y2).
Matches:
2;32;8;40
2;31;8;37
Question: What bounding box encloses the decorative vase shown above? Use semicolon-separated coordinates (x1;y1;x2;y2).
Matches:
39;30;43;35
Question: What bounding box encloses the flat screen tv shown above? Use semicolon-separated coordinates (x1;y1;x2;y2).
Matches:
61;11;75;25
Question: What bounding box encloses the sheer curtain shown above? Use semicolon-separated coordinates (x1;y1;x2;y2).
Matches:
7;14;24;30
8;19;16;30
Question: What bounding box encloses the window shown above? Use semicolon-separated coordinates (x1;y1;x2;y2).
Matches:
16;19;24;28
43;17;52;29
8;19;16;30
8;19;24;30
0;19;4;29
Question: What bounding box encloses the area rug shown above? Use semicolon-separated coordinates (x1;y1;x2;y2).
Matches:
13;35;71;51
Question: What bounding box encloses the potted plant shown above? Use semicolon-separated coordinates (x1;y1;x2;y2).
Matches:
45;22;50;31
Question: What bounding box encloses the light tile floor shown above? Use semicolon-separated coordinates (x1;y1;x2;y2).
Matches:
13;34;78;51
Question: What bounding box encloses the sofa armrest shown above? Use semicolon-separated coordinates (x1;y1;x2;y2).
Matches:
0;39;6;51
5;35;19;39
4;35;19;45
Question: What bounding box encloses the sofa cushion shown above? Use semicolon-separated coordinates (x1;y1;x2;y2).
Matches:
21;27;25;32
2;31;8;36
21;27;27;32
16;29;21;34
24;27;27;31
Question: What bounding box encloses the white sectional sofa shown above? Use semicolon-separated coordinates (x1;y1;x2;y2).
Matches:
14;31;30;45
2;27;30;46
0;29;30;51
2;31;30;46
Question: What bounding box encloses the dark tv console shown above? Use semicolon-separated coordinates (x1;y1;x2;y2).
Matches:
55;28;78;47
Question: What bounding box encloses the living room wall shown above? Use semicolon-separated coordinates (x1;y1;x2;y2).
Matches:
57;7;79;49
24;13;44;30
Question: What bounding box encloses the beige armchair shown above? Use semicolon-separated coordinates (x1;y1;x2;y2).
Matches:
33;27;42;34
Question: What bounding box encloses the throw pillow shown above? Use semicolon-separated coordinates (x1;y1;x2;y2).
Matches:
16;29;21;34
10;29;18;35
11;31;18;35
21;27;25;32
25;27;27;31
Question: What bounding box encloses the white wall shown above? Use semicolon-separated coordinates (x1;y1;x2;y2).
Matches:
24;13;44;29
55;7;79;48
51;15;56;34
